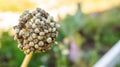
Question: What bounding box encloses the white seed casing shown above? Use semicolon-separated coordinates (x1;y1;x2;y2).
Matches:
46;37;52;43
29;42;34;46
39;32;45;36
34;28;40;33
38;41;44;46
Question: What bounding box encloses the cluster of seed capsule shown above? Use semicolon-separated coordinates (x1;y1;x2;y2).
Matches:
13;8;60;54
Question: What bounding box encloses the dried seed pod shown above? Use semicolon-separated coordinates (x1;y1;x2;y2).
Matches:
25;49;30;54
44;29;48;33
33;39;38;43
32;33;37;38
35;19;40;24
19;30;24;36
38;41;44;46
51;33;56;37
40;21;45;26
17;39;23;43
46;37;52;43
23;45;29;50
26;13;32;20
56;24;61;28
30;47;35;51
29;42;34;46
39;32;45;36
46;33;51;37
50;23;55;27
35;13;41;17
24;32;29;37
48;28;52;32
31;16;36;22
29;29;34;33
38;36;44;40
34;28;39;33
25;23;32;28
18;44;23;48
28;36;33;41
54;41;58;44
46;16;52;23
13;8;60;54
34;44;39;49
14;35;17;40
52;28;56;32
23;40;29;44
32;23;37;28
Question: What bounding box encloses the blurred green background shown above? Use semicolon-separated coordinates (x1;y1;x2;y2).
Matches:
0;0;120;67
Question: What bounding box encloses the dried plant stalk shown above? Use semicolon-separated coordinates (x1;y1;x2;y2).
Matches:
21;52;33;67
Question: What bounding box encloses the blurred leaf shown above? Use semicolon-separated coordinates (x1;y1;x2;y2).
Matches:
73;33;83;47
0;31;24;67
60;3;83;36
74;3;83;27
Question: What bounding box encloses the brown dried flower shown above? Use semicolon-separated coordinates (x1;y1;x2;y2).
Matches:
13;8;60;54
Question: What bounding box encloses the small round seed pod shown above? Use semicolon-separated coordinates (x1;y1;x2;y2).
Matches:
35;13;41;17
34;44;39;49
54;41;58;45
14;35;18;40
25;23;32;28
18;44;23;49
39;32;45;36
34;28;39;33
44;29;48;33
48;28;52;32
30;47;35;51
33;39;38;44
50;22;55;27
38;36;44;40
56;24;61;28
24;32;29;37
46;15;52;23
13;8;60;54
23;45;29;50
17;39;23;43
46;37;52;43
38;41;44;46
29;29;34;33
31;16;36;22
35;19;40;25
26;13;32;20
52;28;56;32
25;49;30;54
19;30;24;36
42;17;46;22
46;33;51;37
40;21;45;26
32;33;37;38
32;23;37;28
28;36;33;41
29;42;34;46
51;33;56;37
23;40;29;44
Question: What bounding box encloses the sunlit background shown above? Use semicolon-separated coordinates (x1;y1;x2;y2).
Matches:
0;0;120;67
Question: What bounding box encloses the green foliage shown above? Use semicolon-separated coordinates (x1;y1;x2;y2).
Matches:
0;31;25;67
60;3;83;36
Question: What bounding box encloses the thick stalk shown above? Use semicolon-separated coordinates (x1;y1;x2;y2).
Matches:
21;52;33;67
